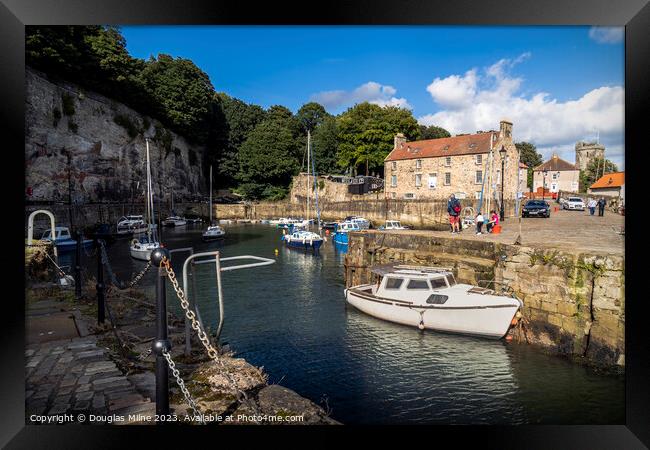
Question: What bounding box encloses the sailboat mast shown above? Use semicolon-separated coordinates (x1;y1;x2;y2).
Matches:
146;138;155;240
209;165;212;225
306;129;310;223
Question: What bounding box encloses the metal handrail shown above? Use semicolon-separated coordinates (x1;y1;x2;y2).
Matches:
182;252;275;342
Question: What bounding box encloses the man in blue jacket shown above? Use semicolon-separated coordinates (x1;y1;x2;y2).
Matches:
447;194;461;234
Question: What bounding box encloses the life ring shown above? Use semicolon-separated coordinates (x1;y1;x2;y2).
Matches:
131;238;138;246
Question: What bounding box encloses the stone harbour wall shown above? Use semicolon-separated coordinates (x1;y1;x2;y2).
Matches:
344;231;625;367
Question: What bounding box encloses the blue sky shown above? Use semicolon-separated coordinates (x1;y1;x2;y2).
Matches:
121;26;624;168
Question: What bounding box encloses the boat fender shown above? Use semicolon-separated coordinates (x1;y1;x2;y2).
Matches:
504;335;513;342
418;320;425;330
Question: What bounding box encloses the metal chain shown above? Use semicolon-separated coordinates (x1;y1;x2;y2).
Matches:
137;347;152;361
160;257;263;421
99;240;151;289
127;261;151;288
162;349;206;425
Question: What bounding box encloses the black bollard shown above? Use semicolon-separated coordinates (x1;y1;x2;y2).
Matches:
75;230;82;299
96;239;105;325
150;247;171;421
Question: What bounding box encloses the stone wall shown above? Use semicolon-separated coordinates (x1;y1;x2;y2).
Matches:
214;198;519;228
343;231;624;367
25;67;206;204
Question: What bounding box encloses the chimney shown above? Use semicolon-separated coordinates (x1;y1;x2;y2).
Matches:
394;133;406;149
499;120;513;140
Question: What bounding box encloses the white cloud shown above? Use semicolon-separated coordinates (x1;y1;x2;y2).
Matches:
311;81;411;110
418;53;624;168
589;26;624;44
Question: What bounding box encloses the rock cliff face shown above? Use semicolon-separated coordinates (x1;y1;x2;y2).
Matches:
25;67;205;204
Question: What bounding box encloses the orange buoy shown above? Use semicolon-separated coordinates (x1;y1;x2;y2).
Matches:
511;317;518;326
505;335;513;342
325;229;330;235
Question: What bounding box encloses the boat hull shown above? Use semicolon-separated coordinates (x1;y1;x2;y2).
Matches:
202;233;225;241
345;286;519;339
332;232;349;245
284;238;323;251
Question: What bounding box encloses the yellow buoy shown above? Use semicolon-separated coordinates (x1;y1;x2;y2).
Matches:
274;248;279;256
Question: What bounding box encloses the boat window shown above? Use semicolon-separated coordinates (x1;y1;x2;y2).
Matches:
42;230;51;239
426;294;449;305
445;274;457;286
430;277;448;289
384;278;404;290
407;279;430;290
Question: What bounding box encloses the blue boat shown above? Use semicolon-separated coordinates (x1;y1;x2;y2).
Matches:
41;227;94;252
282;229;324;252
331;221;360;246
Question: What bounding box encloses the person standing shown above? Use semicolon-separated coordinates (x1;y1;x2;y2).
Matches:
588;198;597;216
597;197;606;217
447;194;461;234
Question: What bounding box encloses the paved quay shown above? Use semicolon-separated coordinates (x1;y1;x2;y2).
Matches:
374;208;624;256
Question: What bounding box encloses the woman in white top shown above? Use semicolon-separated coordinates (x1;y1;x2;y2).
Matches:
475;212;485;235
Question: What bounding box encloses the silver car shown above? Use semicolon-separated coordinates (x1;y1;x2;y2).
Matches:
563;196;585;211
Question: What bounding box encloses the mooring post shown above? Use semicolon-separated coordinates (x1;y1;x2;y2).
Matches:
96;239;105;325
75;229;82;299
150;247;171;420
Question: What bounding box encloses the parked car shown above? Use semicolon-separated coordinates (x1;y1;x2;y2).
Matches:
522;200;551;218
562;196;585;211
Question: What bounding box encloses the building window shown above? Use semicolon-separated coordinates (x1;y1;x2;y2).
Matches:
415;174;422;187
415;159;422;169
445;156;452;167
444;172;451;185
475;191;482;199
475;154;482;165
404;193;415;199
391;192;397;199
391;161;397;171
428;173;437;189
391;175;397;187
475;170;483;184
496;170;501;183
552;173;558;180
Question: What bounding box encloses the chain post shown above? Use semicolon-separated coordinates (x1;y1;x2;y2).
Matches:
75;229;82;299
151;247;171;421
96;238;105;325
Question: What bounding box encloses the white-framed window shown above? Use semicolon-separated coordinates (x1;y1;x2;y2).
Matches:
415;159;422;169
415;173;422;187
496;170;501;183
475;170;483;184
428;173;437;189
404;193;415;199
475;191;482;199
475;154;482;165
445;156;452;166
444;172;451;185
391;161;397;171
391;175;397;187
552;173;558;180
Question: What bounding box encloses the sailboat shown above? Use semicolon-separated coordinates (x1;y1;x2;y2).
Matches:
130;138;161;260
282;129;323;252
163;189;187;227
202;165;226;241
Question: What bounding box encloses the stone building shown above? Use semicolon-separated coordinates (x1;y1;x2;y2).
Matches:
532;153;579;194
384;120;519;201
575;141;605;172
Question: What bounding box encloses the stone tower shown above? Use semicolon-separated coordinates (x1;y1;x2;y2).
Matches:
575;141;605;172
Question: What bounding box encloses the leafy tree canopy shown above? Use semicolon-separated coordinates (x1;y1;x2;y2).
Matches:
419;124;450;140
580;157;618;192
296;102;331;132
311;116;339;175
515;141;543;189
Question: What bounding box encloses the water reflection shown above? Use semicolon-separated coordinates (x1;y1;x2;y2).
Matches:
67;224;624;424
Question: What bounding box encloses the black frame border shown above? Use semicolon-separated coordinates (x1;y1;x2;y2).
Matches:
1;0;648;447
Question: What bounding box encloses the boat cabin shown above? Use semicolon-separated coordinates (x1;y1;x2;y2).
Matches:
371;266;457;303
336;221;361;233
42;227;72;241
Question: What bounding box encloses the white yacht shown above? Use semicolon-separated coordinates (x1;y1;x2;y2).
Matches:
344;264;522;339
202;225;226;241
129;138;160;260
378;220;408;230
116;215;149;235
163;216;187;227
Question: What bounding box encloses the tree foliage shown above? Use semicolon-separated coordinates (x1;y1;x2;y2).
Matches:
336;103;419;176
296;102;330;132
419;124;450;140
515;141;543;190
311;116;340;176
579;157;618;192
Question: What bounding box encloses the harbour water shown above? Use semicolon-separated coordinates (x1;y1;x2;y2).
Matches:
63;224;624;425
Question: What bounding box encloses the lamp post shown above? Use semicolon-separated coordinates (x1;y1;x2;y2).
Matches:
499;146;506;221
542;169;548;201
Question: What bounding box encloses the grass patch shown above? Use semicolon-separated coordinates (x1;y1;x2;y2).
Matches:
113;114;139;139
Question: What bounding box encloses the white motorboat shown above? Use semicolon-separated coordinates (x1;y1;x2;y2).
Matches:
129;138;160;260
378;220;408;230
163;216;187;227
345;216;371;230
277;218;303;229
41;226;94;252
116;215;150;235
202;225;226;241
344;264;522;339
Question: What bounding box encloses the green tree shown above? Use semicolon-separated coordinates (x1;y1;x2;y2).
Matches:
515;142;543;190
236;113;303;199
419;124;450;140
311;116;339;175
336;102;419;176
296;102;331;132
580;157;618;192
138;54;215;141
